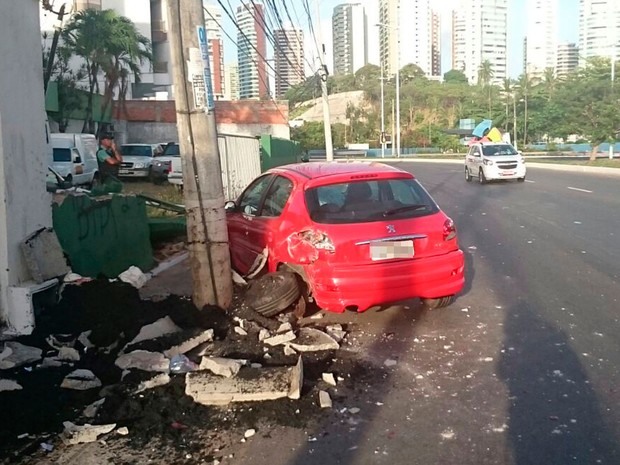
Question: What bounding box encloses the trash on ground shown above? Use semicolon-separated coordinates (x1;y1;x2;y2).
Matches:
169;354;199;374
118;266;149;289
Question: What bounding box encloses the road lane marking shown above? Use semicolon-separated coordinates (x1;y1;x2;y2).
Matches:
567;187;593;193
525;180;535;183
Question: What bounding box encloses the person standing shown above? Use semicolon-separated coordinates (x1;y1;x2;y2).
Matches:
96;133;123;183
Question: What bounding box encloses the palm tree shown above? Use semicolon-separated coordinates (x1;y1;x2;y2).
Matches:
542;67;557;98
477;60;494;117
62;9;151;133
501;78;513;131
517;73;537;147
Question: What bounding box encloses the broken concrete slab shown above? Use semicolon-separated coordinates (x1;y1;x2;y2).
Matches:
0;379;23;392
0;342;43;369
115;350;170;373
46;334;76;350
118;266;148;289
288;328;340;352
116;427;129;436
234;326;248;336
319;390;332;409
78;331;95;350
125;316;182;350
322;373;337;386
134;373;171;394
58;347;80;362
83;398;106;419
61;369;102;390
163;329;214;358
21;228;70;283
186;357;303;406
325;324;346;342
199;357;244;378
283;345;297;356
277;323;293;334
263;331;296;347
258;329;270;342
62;422;116;445
40;357;65;369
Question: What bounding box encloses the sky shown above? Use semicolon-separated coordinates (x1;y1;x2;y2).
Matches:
218;0;580;78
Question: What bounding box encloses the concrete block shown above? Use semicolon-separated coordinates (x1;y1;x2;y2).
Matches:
199;357;244;378
21;228;70;283
319;390;332;409
288;328;340;352
186;356;303;405
115;350;170;373
62;422;116;445
61;369;102;390
263;331;296;347
0;342;42;369
163;329;214;358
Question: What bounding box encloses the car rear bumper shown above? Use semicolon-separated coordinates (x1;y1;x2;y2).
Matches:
306;249;465;312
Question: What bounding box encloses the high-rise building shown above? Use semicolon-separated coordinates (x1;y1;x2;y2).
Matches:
579;0;620;66
236;1;268;100
274;28;304;98
451;0;508;85
204;3;225;100
379;0;433;77
524;0;558;77
556;42;579;78
332;3;368;75
431;10;441;77
224;64;240;100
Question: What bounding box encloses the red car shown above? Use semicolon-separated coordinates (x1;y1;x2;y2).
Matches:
226;162;465;312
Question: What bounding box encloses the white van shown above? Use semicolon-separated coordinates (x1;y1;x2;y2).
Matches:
50;133;99;187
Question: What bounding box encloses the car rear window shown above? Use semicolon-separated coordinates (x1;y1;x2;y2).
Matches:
121;145;153;156
305;178;439;224
53;148;71;162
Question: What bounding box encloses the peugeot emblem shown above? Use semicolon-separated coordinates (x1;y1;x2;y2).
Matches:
386;224;396;234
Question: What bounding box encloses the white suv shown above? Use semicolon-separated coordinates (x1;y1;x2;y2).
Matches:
465;142;526;184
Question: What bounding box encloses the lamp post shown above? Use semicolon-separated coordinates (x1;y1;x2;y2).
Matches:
380;63;386;158
376;21;400;158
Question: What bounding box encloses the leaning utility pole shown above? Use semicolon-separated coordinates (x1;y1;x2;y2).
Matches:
166;0;233;310
315;0;334;161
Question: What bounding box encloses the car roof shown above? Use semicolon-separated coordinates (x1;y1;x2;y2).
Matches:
271;162;409;181
122;143;157;147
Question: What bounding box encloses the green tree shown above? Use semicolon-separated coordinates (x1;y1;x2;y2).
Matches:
444;69;468;84
62;9;151;133
477;60;495;117
517;73;537;146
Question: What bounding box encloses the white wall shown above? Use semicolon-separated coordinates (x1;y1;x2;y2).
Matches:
0;0;52;330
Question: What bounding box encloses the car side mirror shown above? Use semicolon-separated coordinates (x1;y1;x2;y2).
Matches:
224;200;237;212
74;156;82;163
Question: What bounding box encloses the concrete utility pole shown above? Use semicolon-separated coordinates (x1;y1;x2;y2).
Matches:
316;0;334;161
166;0;233;310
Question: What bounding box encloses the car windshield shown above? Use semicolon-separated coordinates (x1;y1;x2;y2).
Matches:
121;145;153;157
482;145;518;156
162;143;180;156
53;147;71;162
305;178;439;224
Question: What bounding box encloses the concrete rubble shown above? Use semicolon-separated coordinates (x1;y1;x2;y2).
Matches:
322;373;337;386
163;329;214;358
277;322;293;333
83;398;106;418
319;390;332;409
283;345;297;356
62;421;116;445
57;347;81;362
118;266;149;289
325;324;347;342
116;427;129;436
199;357;244;378
61;369;102;390
115;350;170;373
125;316;182;349
0;342;43;370
0;379;23;392
263;331;296;347
258;329;270;342
185;357;303;406
135;373;171;393
288;328;340;352
234;326;248;336
21;227;70;283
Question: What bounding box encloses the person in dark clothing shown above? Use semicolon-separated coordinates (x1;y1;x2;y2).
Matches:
96;133;123;182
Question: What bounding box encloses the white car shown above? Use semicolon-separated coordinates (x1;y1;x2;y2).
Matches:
119;143;159;179
465;142;526;184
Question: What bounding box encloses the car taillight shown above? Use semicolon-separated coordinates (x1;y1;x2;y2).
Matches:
300;230;335;252
443;218;457;241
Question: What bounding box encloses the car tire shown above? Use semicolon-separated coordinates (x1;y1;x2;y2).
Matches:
465;167;472;182
478;168;487;184
517;176;526;182
421;295;455;309
244;271;301;318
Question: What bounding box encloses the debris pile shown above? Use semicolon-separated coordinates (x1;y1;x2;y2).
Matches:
0;279;352;462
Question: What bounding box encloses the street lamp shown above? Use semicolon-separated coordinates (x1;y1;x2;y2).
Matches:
376;20;400;158
379;63;386;158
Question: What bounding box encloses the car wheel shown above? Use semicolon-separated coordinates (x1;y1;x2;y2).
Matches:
244;271;301;318
421;295;455;309
465;167;472;182
478;168;487;184
517;176;526;182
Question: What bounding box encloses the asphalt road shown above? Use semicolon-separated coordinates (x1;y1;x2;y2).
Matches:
236;163;620;465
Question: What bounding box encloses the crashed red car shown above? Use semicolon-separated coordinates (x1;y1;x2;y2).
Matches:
225;162;465;312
